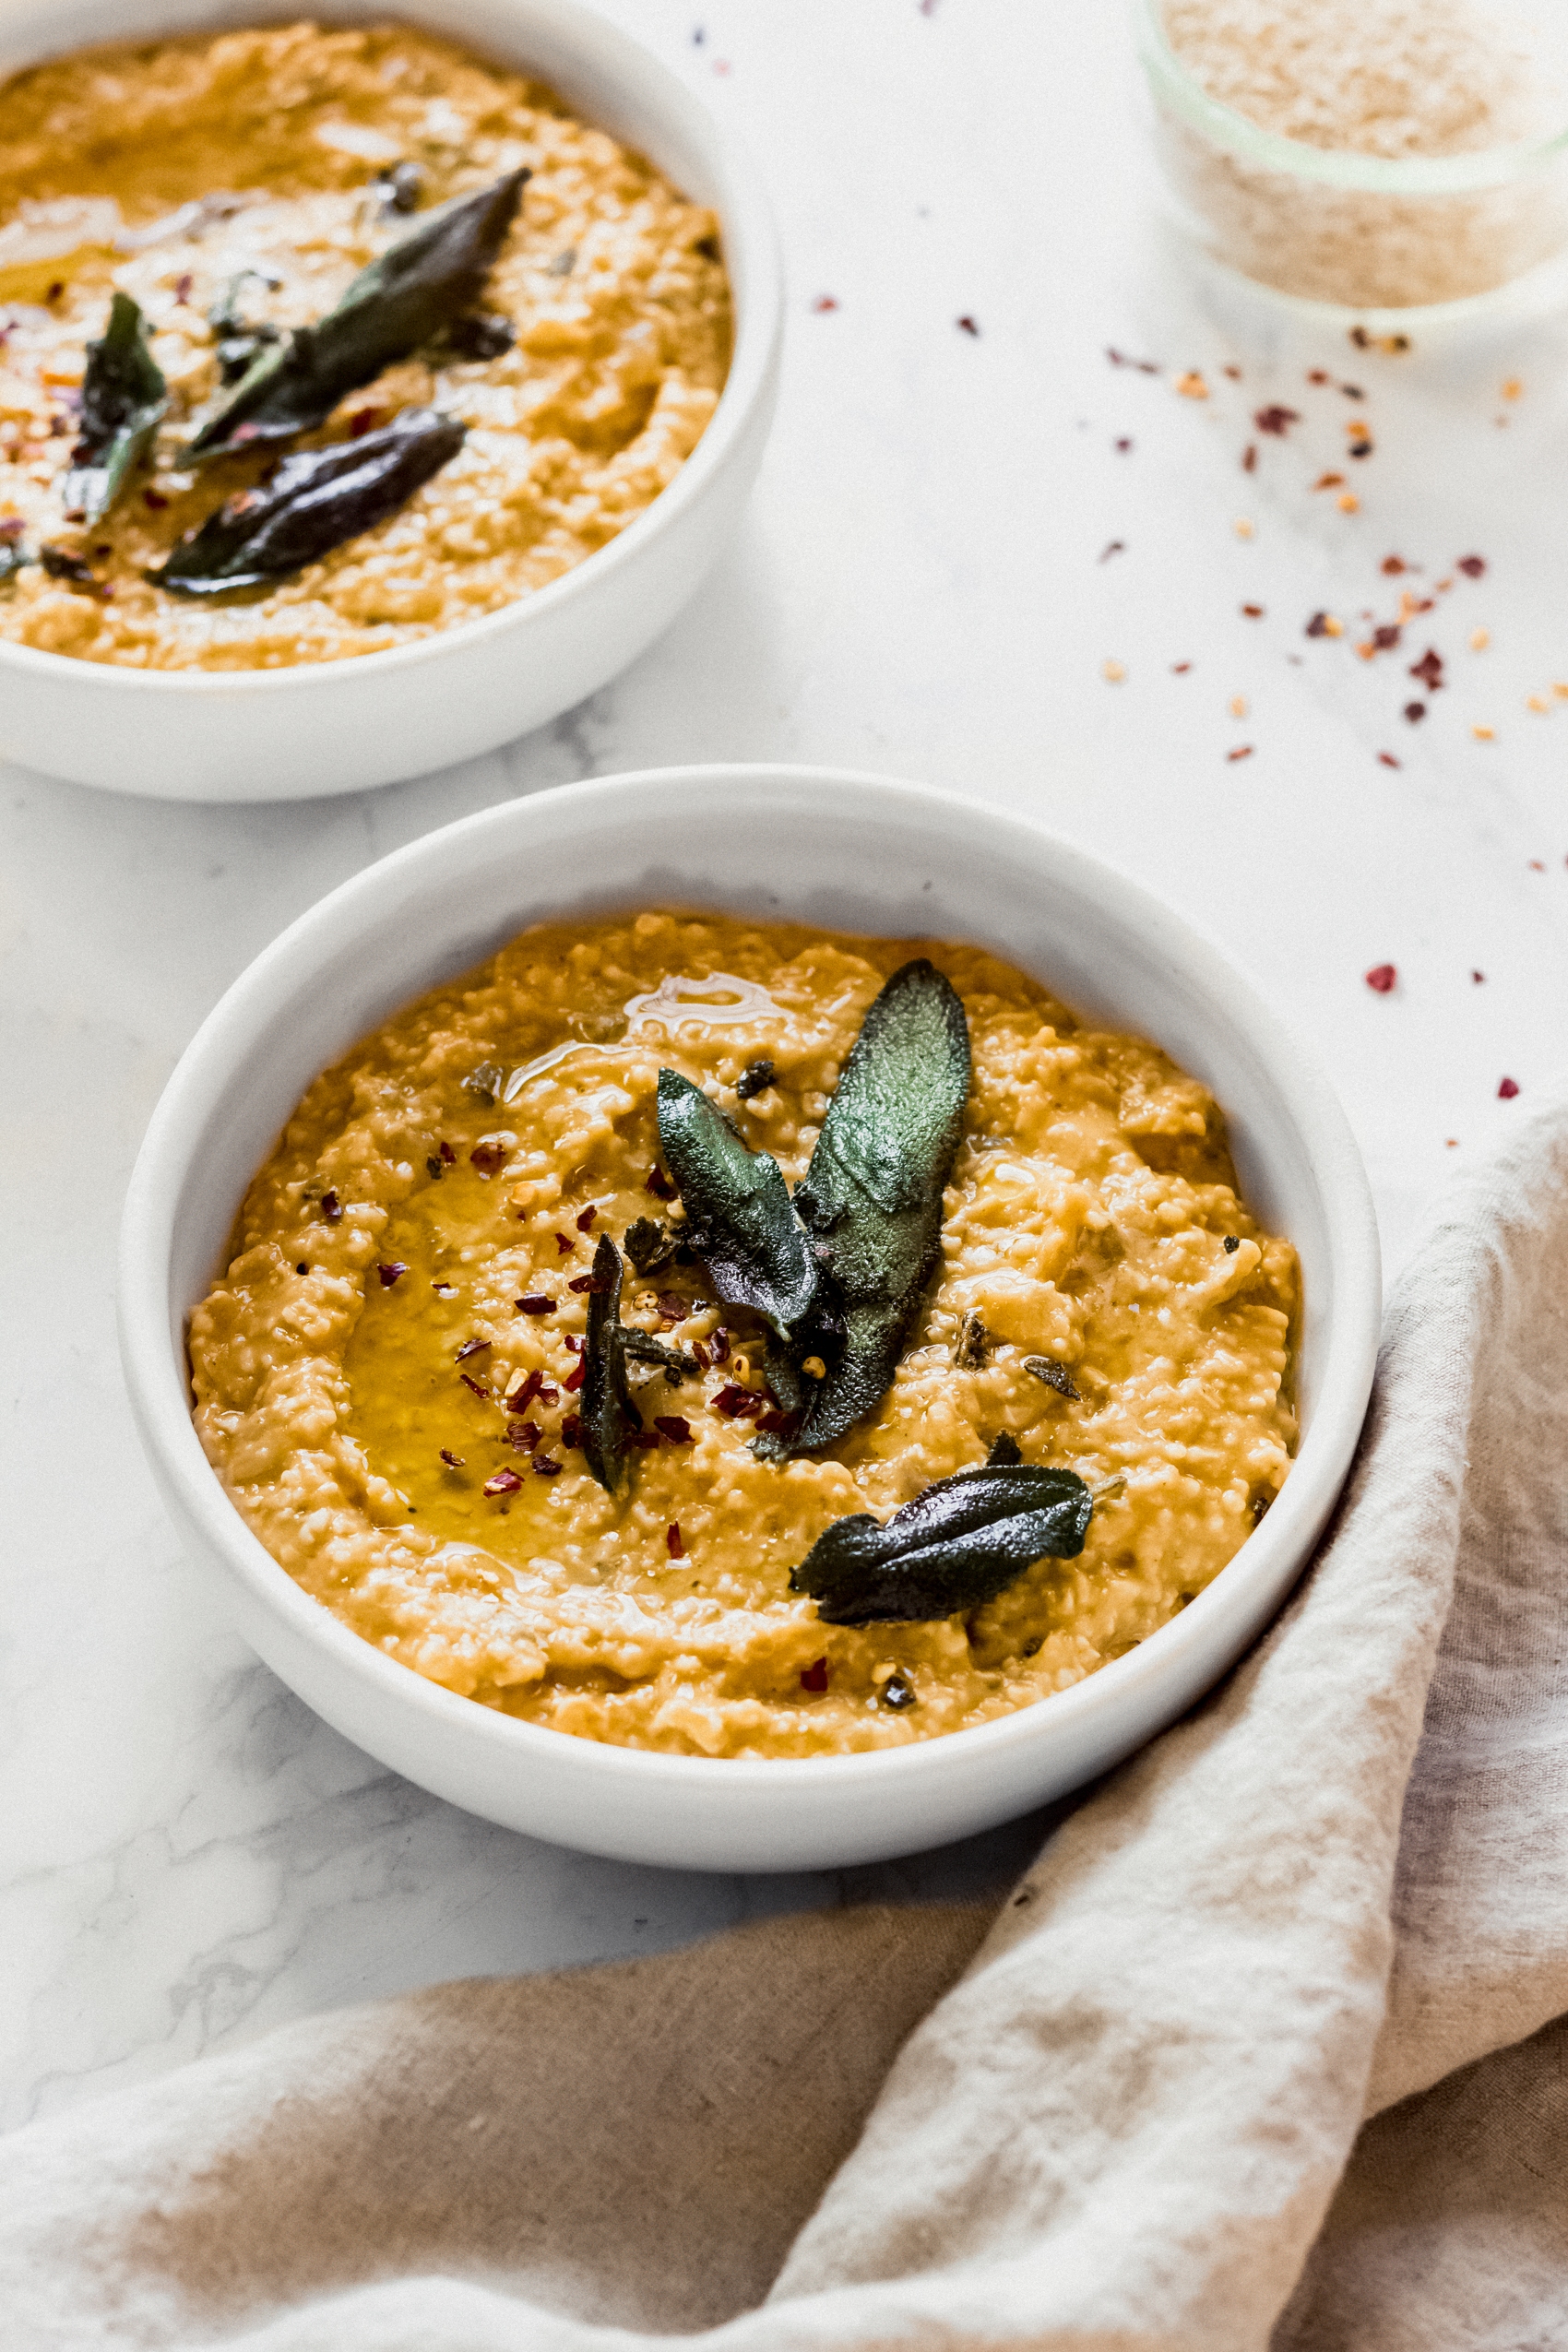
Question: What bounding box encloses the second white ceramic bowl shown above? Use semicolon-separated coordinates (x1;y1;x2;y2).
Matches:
119;766;1381;1871
0;0;781;800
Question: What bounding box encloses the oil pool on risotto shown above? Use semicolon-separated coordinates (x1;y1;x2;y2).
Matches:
187;913;1301;1761
0;21;731;667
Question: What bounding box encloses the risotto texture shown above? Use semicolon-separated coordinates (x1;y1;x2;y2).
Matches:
188;913;1300;1758
0;21;730;667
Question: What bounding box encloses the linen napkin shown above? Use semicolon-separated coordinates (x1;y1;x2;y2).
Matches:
8;1089;1568;2352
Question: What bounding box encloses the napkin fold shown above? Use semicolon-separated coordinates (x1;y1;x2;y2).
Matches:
9;1095;1568;2352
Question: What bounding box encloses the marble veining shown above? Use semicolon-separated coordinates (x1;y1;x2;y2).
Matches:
6;0;1568;2132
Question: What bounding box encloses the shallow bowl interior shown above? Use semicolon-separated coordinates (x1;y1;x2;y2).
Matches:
120;766;1381;1870
0;0;781;798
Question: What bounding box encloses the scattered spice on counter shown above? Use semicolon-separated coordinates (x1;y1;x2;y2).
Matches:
1102;658;1126;682
1227;743;1254;761
1405;702;1427;722
1409;648;1445;692
1107;348;1161;373
1241;444;1257;470
1253;406;1299;435
956;315;980;336
812;295;839;313
1365;964;1396;993
1457;555;1487;577
1499;1077;1520;1099
1100;540;1126;562
1241;602;1264;617
1473;724;1496;740
1378;752;1401;768
1175;371;1209;398
1234;517;1254;537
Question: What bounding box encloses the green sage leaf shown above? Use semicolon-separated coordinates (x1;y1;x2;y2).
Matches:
154;406;465;595
788;1433;1093;1625
187;166;529;457
656;1068;822;1344
579;1233;644;1494
64;291;168;525
783;959;970;1455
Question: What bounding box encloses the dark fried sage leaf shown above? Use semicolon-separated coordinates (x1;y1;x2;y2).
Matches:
154;406;465;595
208;271;283;385
64;292;168;525
624;1216;677;1275
656;1069;821;1345
621;1327;699;1384
188;167;528;456
784;959;970;1455
789;1434;1093;1625
579;1233;643;1493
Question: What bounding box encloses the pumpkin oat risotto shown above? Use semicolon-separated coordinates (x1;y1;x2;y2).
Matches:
0;21;731;667
188;913;1300;1760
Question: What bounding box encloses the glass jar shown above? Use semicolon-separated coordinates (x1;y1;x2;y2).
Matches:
1136;0;1568;315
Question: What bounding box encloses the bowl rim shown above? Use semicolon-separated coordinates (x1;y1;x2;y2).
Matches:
118;763;1383;1797
0;0;782;699
1135;0;1568;194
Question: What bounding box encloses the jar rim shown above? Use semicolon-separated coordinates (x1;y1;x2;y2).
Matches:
1135;0;1568;192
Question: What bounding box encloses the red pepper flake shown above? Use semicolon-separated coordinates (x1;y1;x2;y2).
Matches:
575;1205;598;1233
1364;963;1396;993
1241;445;1256;472
439;1448;464;1468
515;1294;556;1315
564;1333;583;1355
756;1408;797;1434
1099;540;1125;562
693;1340;711;1371
1171;660;1192;673
646;1164;678;1200
439;1140;456;1165
1106;348;1160;374
143;488;170;511
533;1454;562;1477
712;1382;764;1419
625;1428;662;1450
505;1369;544;1414
1404;702;1427;723
1530;860;1546;873
564;1359;585;1393
1457;554;1487;578
1342;383;1365;400
710;1330;731;1364
656;1290;689;1323
348;406;386;438
1307;369;1330;385
459;1372;491;1400
1226;744;1254;763
455;1336;492;1361
1253;405;1300;436
654;1415;693;1444
800;1658;829;1693
320;1189;342;1224
506;1419;540;1454
539;1384;559;1405
561;1411;583;1447
469;1140;508;1176
45;279;64;304
1381;555;1407;576
377;1262;407;1287
1305;612;1333;638
1409;648;1444;692
1473;969;1486;982
1114;436;1134;452
433;1280;457;1298
1372;624;1402;650
956;315;980;337
1378;752;1401;769
296;1262;310;1276
567;1272;607;1294
1499;1076;1520;1099
667;1522;685;1559
812;294;839;313
1222;364;1241;381
554;1232;575;1254
483;1466;523;1497
1241;602;1265;618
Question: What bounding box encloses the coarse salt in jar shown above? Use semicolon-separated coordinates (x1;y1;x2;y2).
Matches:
1137;0;1568;313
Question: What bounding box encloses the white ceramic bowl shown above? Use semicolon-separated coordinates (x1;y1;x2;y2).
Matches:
119;766;1381;1871
0;0;781;801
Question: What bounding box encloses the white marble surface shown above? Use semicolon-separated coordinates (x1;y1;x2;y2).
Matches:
6;0;1568;2135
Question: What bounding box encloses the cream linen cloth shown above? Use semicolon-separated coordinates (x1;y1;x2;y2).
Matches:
9;1092;1568;2352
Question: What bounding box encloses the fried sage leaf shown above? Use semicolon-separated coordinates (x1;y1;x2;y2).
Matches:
781;959;970;1456
789;1433;1093;1625
155;406;465;595
64;292;168;525
188;166;528;457
208;271;283;385
579;1233;645;1493
657;1069;822;1345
